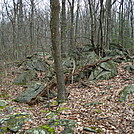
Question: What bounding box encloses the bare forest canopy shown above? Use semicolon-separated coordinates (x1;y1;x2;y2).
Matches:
0;0;134;61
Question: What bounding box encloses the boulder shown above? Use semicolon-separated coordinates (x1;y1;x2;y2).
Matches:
26;128;49;134
15;83;45;103
86;52;99;64
89;61;117;80
60;127;74;134
120;84;134;102
23;58;46;72
124;65;134;74
14;70;37;85
105;49;124;57
0;100;8;107
57;119;76;127
7;118;25;132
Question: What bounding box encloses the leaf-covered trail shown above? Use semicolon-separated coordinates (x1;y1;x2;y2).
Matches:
0;62;134;133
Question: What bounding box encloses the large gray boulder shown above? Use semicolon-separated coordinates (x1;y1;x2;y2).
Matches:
86;52;99;64
89;61;118;80
14;70;37;85
23;58;46;72
15;83;45;103
7;118;25;132
124;65;134;74
26;128;49;134
120;84;134;102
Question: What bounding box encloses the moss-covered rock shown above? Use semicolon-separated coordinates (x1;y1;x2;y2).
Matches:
14;70;37;85
7;118;25;132
15;83;45;103
26;128;49;134
89;61;117;80
124;65;134;74
0;100;8;107
120;84;134;102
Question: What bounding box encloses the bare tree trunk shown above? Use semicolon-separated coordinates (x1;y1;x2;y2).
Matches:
61;0;66;57
75;0;80;44
1;6;5;52
30;0;34;51
17;0;24;58
119;0;124;51
105;0;111;49
17;0;23;44
88;0;95;50
68;0;74;49
130;0;133;38
50;0;66;103
98;0;105;57
121;0;124;51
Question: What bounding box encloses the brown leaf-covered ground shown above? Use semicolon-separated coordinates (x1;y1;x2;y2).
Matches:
0;62;134;134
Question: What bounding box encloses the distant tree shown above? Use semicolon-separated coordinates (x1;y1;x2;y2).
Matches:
50;0;67;102
105;0;111;49
98;0;105;56
17;0;23;45
88;0;95;50
68;0;75;49
75;0;80;44
30;0;34;49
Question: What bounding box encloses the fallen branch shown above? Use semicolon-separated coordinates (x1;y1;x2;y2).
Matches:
65;56;125;82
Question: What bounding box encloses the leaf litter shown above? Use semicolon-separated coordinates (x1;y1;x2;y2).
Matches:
0;62;134;134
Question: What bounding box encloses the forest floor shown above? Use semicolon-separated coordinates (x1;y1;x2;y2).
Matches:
0;61;134;134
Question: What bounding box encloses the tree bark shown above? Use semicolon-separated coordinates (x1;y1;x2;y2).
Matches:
88;0;95;50
50;0;67;103
97;0;105;57
68;0;74;49
30;0;34;47
105;0;111;49
61;0;66;57
75;0;80;44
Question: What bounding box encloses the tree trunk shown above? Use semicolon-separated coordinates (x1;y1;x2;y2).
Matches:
30;0;34;48
98;0;105;57
88;0;95;50
75;0;80;44
61;0;66;57
50;0;67;103
121;0;124;51
68;0;74;49
130;0;133;38
105;0;111;49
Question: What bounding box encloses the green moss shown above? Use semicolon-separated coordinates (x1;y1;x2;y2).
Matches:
41;110;47;113
128;104;134;107
27;108;33;110
94;109;102;113
0;105;7;110
56;107;68;112
0;127;9;133
84;101;103;107
8;113;29;118
132;122;134;127
90;126;104;132
50;101;58;106
0;93;11;98
39;124;55;133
